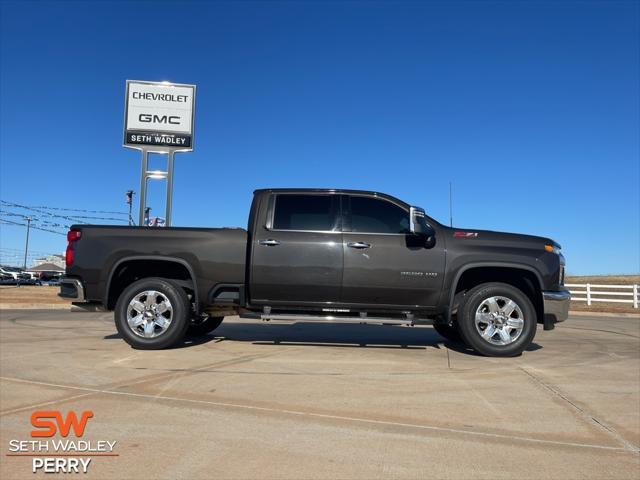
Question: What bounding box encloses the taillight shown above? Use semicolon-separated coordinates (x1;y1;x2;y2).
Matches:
65;230;81;267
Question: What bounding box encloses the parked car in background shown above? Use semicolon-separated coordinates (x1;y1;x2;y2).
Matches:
0;266;32;284
23;271;40;281
0;272;14;284
39;271;63;284
0;266;21;281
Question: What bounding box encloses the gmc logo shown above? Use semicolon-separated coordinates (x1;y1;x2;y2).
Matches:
139;114;180;125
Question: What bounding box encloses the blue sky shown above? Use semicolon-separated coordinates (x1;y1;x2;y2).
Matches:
0;0;638;275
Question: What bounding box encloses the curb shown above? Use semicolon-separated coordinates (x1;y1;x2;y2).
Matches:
0;304;71;310
569;310;640;319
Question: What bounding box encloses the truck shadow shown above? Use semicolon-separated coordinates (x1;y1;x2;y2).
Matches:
211;322;542;355
207;322;542;354
212;322;441;350
105;322;543;354
105;323;440;349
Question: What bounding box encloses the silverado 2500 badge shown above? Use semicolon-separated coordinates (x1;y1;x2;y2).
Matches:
400;272;438;277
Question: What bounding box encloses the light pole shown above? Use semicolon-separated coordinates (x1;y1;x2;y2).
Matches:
23;216;31;269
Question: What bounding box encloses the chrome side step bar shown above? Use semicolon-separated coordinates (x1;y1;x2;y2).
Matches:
239;312;432;326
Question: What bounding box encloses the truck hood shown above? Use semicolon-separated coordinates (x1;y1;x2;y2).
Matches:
446;227;560;249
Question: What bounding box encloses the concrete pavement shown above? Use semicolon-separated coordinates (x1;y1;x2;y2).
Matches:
1;310;638;479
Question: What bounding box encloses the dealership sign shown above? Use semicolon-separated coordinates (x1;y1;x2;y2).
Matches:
124;80;196;151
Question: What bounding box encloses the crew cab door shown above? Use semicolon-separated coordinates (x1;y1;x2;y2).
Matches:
341;195;445;308
250;193;343;306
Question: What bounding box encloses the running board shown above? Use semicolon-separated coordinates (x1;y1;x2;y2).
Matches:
239;312;432;326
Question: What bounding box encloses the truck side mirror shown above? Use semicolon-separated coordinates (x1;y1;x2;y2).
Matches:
410;206;435;238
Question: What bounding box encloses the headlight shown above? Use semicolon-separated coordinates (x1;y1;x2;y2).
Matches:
544;244;561;254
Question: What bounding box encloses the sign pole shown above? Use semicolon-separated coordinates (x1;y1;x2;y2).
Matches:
138;149;149;226
165;150;175;226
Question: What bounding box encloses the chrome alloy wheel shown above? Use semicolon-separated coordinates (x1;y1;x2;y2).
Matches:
474;296;525;346
126;290;173;338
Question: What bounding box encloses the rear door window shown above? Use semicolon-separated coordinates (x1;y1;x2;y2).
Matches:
272;194;339;231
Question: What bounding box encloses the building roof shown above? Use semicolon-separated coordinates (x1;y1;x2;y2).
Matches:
35;254;64;261
27;263;64;272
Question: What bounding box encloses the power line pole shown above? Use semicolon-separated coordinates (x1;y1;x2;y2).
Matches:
23;216;32;269
449;182;453;227
125;190;135;226
144;207;151;227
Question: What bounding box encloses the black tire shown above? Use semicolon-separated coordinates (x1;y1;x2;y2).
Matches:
432;319;463;343
457;282;537;357
114;277;190;350
188;316;224;336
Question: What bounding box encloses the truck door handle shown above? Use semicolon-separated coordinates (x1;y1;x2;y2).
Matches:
347;242;371;249
259;239;281;246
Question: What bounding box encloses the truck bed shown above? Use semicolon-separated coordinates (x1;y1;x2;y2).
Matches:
66;225;248;308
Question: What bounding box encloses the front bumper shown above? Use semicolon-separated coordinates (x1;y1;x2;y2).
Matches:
542;289;571;327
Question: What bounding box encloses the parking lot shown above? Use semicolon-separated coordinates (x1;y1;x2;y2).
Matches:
1;310;638;479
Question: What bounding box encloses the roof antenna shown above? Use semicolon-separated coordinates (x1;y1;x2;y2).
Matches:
449;181;453;227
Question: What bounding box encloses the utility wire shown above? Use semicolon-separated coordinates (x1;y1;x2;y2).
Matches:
0;201;128;216
0;253;58;261
1;201;128;223
0;218;66;236
1;202;88;223
0;212;69;230
33;206;127;215
0;247;59;255
0;211;70;229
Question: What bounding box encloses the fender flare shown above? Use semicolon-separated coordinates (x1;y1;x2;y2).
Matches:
447;262;544;321
105;255;199;309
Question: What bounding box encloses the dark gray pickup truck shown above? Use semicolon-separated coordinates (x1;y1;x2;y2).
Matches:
60;188;570;356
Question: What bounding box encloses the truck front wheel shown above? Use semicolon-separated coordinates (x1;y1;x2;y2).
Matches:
114;277;190;349
457;282;537;357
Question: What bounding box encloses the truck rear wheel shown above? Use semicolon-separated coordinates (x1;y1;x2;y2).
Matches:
114;277;190;350
188;316;224;336
457;282;536;357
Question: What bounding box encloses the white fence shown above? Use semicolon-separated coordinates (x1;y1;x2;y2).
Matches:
565;283;638;308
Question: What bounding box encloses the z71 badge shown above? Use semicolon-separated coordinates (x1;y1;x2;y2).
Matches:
453;231;479;238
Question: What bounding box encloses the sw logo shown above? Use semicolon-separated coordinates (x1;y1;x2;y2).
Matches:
31;410;93;438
